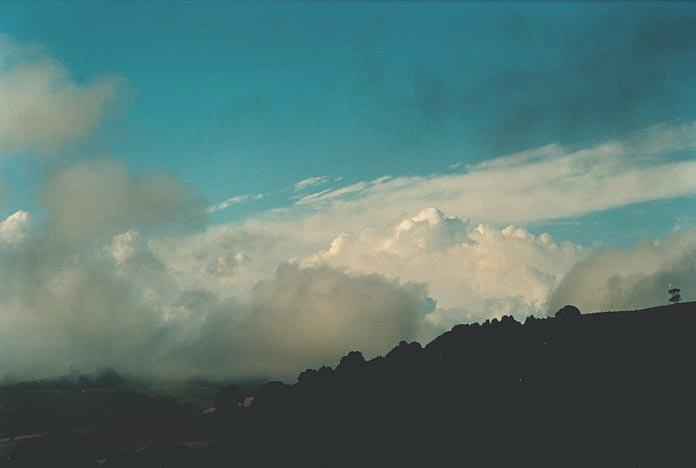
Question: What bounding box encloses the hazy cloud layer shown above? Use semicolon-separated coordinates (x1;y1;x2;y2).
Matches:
0;214;433;380
40;158;206;241
0;36;124;154
549;229;696;313
177;264;433;379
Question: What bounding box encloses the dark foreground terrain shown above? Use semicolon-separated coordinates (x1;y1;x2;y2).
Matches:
4;302;696;467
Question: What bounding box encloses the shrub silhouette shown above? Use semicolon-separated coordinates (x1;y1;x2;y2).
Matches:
214;384;243;415
555;304;581;319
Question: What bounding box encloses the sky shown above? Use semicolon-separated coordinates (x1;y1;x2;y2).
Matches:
2;2;696;381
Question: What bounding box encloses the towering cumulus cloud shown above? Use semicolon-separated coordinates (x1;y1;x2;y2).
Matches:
305;208;583;326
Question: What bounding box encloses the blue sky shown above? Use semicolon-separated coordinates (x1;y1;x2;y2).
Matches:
3;2;696;246
5;2;696;378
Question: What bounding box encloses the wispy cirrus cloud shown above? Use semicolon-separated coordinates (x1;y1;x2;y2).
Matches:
282;122;696;231
294;176;391;206
293;175;332;191
206;193;264;213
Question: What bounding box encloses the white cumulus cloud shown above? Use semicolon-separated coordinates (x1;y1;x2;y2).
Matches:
0;210;31;246
305;208;584;327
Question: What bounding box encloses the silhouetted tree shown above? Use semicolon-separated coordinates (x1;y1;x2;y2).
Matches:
669;288;681;304
336;351;366;373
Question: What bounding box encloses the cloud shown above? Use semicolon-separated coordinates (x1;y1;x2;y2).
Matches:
104;229;143;265
0;36;125;154
0;157;210;378
294;177;389;206
40;158;206;241
293;176;332;192
3;121;696;381
150;207;583;335
0;210;31;247
548;229;696;313
206;193;264;214
1;196;579;380
178;264;434;379
278;122;696;230
0;223;434;380
0;159;433;381
304;208;583;327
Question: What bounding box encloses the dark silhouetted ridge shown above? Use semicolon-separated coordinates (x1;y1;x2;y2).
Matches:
6;302;696;467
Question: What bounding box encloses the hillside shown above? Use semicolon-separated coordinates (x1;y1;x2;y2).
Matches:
5;302;696;467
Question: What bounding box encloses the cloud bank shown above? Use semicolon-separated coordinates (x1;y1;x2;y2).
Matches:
2;118;696;382
0;205;433;380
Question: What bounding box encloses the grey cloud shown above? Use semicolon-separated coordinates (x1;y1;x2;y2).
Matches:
0;163;434;382
179;264;435;380
0;229;435;381
548;229;696;314
0;159;207;379
0;35;125;154
40;158;206;241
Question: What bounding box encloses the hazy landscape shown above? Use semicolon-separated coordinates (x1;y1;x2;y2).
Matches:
2;2;696;466
4;302;696;466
